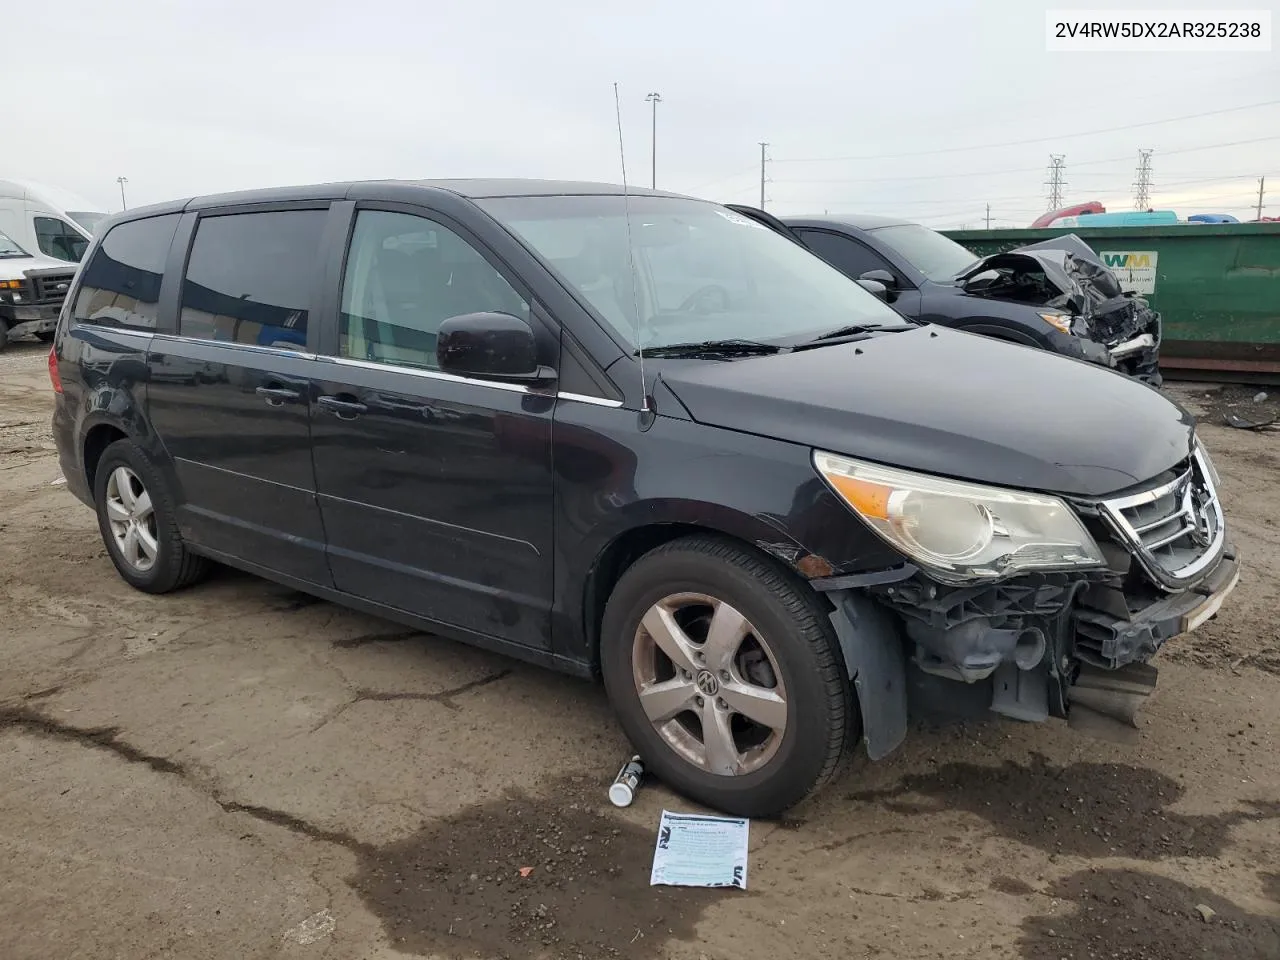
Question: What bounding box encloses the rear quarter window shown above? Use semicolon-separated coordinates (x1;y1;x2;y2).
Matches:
73;214;181;330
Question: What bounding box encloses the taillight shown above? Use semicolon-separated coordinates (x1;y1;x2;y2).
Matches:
48;346;62;394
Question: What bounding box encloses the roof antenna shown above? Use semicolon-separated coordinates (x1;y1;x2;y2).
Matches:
613;82;650;414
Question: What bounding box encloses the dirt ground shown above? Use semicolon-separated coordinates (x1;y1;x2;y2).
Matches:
2;338;1277;960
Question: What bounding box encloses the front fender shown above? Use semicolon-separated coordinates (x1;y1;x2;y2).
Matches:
550;406;904;660
953;319;1046;349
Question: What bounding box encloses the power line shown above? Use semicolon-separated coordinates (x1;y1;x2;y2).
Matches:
1155;189;1264;202
767;136;1280;187
773;99;1280;163
684;165;761;193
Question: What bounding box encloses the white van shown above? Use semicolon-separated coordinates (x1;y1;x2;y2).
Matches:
0;180;108;265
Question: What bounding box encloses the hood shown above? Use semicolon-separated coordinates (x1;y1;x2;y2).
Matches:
659;326;1192;497
956;233;1126;318
0;252;75;279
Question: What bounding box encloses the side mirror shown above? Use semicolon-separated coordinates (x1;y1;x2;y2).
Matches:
858;269;898;302
856;278;890;301
436;312;554;382
859;269;896;287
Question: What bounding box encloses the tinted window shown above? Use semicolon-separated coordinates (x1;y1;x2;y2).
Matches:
341;210;529;370
180;211;325;349
34;217;89;263
868;224;978;281
794;229;893;280
73;214;181;330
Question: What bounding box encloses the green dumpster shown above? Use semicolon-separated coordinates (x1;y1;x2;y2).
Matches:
943;223;1280;376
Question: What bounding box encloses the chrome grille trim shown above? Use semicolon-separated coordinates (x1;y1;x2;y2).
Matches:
1099;446;1224;590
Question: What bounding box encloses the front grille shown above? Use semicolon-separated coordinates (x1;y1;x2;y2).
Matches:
30;272;75;304
1098;446;1224;590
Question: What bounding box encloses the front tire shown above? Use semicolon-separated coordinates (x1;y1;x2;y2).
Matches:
93;439;210;593
35;330;55;343
601;535;855;817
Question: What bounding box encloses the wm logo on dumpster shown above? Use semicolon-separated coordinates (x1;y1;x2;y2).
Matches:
1102;253;1152;268
1098;250;1159;295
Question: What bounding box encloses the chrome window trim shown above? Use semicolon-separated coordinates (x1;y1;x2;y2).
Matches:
148;334;316;360
321;354;539;394
72;322;157;339
89;328;628;405
556;391;624;408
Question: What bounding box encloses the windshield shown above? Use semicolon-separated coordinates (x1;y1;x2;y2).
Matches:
478;195;906;349
0;228;29;258
868;223;978;281
67;211;107;235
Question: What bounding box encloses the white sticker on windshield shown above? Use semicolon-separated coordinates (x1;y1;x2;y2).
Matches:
715;210;766;229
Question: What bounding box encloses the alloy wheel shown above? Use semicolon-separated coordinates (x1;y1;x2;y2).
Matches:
631;592;788;776
105;466;158;573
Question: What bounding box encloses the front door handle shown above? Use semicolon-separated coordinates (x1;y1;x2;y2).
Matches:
317;395;368;419
255;385;301;406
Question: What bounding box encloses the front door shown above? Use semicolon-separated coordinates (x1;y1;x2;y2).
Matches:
310;207;556;649
146;207;331;585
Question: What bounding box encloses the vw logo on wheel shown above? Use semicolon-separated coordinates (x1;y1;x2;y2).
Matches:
695;670;720;697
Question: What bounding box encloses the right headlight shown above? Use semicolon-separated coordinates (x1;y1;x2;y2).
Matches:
813;450;1105;582
1038;311;1076;335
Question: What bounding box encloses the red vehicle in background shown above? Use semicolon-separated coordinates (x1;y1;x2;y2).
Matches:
1031;202;1105;228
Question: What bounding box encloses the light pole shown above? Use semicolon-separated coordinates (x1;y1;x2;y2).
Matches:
116;176;129;211
644;92;662;189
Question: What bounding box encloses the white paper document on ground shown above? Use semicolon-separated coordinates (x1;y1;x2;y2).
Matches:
650;811;749;889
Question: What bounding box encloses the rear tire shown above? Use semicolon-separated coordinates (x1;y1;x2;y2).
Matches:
93;439;210;593
600;535;855;817
0;320;9;352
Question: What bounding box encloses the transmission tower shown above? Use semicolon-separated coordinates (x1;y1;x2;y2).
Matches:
1133;149;1154;210
1045;155;1066;210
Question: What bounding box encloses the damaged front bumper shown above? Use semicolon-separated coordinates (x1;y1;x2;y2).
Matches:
1048;321;1162;386
1074;544;1239;670
817;546;1237;757
958;233;1164;385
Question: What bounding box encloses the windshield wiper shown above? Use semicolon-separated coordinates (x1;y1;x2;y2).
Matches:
636;339;783;358
792;321;918;350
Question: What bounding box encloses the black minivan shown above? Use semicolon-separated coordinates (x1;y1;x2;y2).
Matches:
50;180;1239;817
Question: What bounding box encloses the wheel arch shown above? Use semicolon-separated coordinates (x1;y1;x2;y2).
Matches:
81;420;130;494
577;505;829;671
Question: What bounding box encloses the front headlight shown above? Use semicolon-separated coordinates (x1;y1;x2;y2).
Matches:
1038;312;1075;335
813;451;1105;582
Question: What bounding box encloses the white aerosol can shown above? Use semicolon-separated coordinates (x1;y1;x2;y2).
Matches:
608;755;645;807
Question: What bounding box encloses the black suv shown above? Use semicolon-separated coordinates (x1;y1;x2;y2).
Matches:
726;207;1163;384
50;180;1237;816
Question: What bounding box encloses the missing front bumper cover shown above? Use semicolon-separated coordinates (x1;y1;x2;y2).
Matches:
1073;546;1239;669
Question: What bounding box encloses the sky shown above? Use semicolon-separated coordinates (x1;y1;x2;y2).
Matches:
6;0;1278;227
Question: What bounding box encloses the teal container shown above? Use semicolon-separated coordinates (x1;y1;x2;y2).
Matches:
943;223;1280;372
